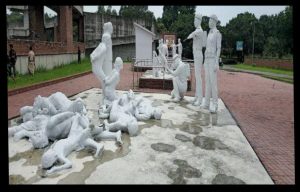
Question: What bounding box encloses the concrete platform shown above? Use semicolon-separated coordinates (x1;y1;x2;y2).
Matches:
9;88;273;184
139;70;191;90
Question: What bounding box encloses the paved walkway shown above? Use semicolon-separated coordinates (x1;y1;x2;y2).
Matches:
222;65;293;79
7;64;294;184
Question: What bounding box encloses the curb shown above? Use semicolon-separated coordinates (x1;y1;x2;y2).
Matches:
8;71;92;96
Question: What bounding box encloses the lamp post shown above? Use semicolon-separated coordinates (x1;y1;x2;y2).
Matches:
251;21;255;66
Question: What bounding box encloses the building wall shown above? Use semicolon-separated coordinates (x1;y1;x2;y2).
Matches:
86;43;135;62
135;26;153;60
14;53;85;75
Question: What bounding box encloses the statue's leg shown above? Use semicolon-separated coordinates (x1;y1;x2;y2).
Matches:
193;56;203;105
203;62;211;109
13;129;31;141
83;138;104;157
94;130;123;145
210;63;218;112
105;120;127;132
172;77;180;102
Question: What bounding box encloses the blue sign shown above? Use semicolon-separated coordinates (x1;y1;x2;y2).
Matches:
236;41;243;51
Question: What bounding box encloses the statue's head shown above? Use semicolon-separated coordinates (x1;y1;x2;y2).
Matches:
209;14;218;29
153;108;162;120
71;98;86;115
103;22;113;35
41;149;58;169
33;95;50;116
178;38;181;43
194;13;202;28
114;57;123;71
127;89;135;100
173;54;180;68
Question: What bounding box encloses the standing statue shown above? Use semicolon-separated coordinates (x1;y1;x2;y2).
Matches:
187;14;207;106
102;57;123;106
157;39;168;72
152;51;160;77
172;40;176;57
91;22;113;106
201;14;222;113
177;38;183;59
167;54;190;102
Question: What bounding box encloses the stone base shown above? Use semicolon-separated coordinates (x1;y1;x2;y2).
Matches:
139;70;191;90
8;88;273;184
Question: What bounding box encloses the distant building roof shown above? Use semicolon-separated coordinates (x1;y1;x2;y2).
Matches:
133;22;156;37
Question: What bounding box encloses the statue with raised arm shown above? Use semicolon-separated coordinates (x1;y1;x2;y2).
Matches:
167;54;190;102
187;13;207;106
177;38;183;59
201;14;222;113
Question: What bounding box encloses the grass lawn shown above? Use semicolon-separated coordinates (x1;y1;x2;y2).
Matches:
8;58;92;90
261;75;293;84
232;64;293;76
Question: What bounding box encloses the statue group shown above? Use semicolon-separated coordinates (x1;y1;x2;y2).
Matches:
8;13;221;175
168;14;222;113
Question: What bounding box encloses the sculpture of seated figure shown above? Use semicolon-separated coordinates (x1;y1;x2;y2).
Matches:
41;115;103;175
133;96;162;121
167;54;190;102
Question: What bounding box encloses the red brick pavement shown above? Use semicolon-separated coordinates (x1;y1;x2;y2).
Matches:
7;64;294;184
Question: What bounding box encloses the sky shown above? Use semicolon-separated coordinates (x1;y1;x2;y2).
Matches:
83;5;287;26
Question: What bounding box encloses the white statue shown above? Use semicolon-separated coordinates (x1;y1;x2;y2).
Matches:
91;22;113;106
41;115;103;175
187;13;207;106
104;92;138;136
177;38;183;59
9;97;87;148
172;40;176;57
158;39;168;70
201;14;222;113
134;96;162;121
167;54;190;102
102;57;123;105
152;51;160;77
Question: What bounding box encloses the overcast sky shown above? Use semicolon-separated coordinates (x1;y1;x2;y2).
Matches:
83;5;287;26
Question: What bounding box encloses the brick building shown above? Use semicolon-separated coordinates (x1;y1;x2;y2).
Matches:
6;6;85;74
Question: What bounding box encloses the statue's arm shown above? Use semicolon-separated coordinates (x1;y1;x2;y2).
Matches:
105;71;118;85
215;32;222;69
47;112;75;130
46;156;72;174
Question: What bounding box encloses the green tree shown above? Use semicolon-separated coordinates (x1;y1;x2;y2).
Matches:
111;9;118;16
97;6;105;14
106;6;112;15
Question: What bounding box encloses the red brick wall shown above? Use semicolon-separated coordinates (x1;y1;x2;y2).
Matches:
7;39;85;56
244;57;293;70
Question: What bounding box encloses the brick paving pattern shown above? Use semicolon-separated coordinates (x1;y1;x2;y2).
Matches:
7;64;294;184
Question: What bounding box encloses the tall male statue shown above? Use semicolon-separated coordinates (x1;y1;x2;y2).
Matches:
177;38;183;59
167;54;190;102
187;14;207;106
90;22;113;105
201;14;222;113
158;39;168;69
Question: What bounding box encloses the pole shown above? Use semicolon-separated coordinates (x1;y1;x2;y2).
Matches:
252;22;255;66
